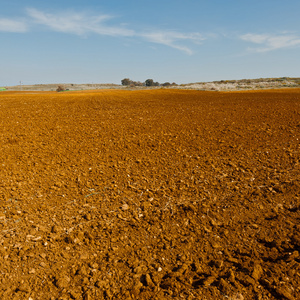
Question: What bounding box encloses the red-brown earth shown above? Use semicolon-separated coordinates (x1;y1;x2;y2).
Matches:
0;89;299;300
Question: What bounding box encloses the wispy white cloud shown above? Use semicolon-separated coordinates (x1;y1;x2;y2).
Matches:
0;8;206;54
240;33;300;52
26;8;201;54
0;18;28;32
27;8;134;37
26;8;206;54
140;31;205;55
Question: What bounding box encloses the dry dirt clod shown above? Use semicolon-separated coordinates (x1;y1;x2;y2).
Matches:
84;213;92;220
203;276;216;287
55;275;70;288
17;283;31;293
275;287;294;300
252;264;263;281
80;253;89;260
145;273;155;287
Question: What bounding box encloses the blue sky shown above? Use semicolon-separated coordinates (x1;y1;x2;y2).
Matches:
1;0;300;86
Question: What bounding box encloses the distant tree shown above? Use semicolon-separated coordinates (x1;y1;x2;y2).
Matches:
121;78;132;86
145;79;154;86
153;81;160;86
134;81;143;86
56;85;65;92
162;82;171;87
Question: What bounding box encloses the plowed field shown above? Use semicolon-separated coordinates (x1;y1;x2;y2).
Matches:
0;89;299;300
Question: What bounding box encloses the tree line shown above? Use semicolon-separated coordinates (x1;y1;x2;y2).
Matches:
121;78;177;87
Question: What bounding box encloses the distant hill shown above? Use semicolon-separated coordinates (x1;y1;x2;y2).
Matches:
175;77;300;91
3;77;300;92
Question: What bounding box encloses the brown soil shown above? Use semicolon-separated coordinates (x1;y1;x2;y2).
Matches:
0;89;299;300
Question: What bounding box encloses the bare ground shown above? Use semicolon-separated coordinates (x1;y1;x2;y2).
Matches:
0;89;299;300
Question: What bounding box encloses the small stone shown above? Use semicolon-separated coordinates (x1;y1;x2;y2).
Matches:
74;238;80;244
55;275;70;288
122;204;129;211
233;294;244;300
29;268;36;274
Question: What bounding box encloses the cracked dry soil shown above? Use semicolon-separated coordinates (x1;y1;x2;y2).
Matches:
0;89;299;300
